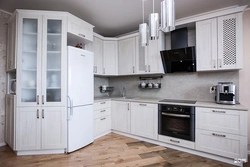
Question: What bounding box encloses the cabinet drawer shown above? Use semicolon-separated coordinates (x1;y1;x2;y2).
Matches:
196;129;247;159
94;100;111;110
94;108;111;119
158;135;195;149
196;107;247;136
94;115;111;137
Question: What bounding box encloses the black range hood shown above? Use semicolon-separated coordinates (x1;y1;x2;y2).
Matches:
160;28;196;73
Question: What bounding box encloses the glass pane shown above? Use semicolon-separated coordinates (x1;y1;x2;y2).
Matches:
46;20;62;102
21;19;38;102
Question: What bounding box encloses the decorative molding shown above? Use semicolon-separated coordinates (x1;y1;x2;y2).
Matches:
0;142;7;147
175;5;247;26
0;9;12;15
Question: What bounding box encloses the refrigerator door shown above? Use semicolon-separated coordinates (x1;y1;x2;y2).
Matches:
67;46;94;107
67;105;94;153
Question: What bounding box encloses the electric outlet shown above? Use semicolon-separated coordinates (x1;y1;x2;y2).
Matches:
210;87;215;93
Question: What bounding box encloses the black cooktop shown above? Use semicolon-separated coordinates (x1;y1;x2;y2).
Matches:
159;99;197;104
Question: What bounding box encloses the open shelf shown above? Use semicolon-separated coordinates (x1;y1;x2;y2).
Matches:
138;75;163;89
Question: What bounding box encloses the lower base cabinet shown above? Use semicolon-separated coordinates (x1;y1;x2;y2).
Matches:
196;129;247;159
130;102;158;140
158;135;195;149
16;107;66;151
111;101;131;133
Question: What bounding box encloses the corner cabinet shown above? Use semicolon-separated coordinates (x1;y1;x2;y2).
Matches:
6;10;68;155
196;13;243;71
103;41;118;75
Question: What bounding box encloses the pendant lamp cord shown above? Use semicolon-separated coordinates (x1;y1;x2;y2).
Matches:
142;0;145;23
153;0;154;13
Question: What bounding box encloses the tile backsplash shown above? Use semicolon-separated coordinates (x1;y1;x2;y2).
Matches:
105;71;239;102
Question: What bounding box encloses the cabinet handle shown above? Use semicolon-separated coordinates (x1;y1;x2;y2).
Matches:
170;139;180;143
42;109;44;119
103;68;105;74
37;109;39;119
100;110;106;112
78;33;86;38
219;59;222;68
128;103;130;110
212;110;226;113
148;65;150;72
100;118;106;120
145;65;147;72
36;95;39;105
42;95;44;105
100;102;106;104
139;104;147;106
133;66;135;73
213;60;216;68
212;133;226;138
95;66;97;73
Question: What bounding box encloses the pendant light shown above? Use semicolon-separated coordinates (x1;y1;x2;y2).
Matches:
161;0;175;32
149;0;159;40
139;0;149;47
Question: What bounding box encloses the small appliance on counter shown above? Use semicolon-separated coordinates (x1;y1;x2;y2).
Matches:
215;82;236;105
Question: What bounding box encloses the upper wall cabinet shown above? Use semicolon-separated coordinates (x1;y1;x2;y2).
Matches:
135;31;165;74
118;37;136;75
67;14;94;43
196;13;243;71
86;36;103;75
103;41;118;75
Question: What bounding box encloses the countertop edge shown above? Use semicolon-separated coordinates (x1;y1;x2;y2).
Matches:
94;97;248;111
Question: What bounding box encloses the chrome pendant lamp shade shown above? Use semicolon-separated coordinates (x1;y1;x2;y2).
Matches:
161;0;175;32
149;0;159;40
139;0;149;47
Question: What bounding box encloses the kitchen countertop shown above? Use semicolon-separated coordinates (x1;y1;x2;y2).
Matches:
94;96;248;111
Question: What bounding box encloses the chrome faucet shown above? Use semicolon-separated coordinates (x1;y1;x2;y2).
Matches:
121;87;126;97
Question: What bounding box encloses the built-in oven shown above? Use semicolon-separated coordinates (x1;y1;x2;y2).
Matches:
158;103;195;141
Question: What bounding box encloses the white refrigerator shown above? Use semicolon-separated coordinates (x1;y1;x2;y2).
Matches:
67;46;94;153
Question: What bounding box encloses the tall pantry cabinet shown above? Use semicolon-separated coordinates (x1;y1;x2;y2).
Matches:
6;10;68;155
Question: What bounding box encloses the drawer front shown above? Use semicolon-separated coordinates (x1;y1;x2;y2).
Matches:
94;108;111;119
158;135;195;149
94;100;111;110
94;115;111;137
196;129;247;159
196;107;246;135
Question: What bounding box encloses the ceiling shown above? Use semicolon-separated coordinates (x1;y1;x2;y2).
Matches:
0;0;249;37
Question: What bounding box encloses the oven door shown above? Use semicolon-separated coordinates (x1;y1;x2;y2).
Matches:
159;111;195;141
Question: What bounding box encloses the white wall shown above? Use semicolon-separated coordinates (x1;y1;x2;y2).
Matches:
0;10;11;145
239;9;250;150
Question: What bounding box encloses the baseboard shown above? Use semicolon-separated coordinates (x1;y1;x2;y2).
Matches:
0;142;7;147
16;149;65;156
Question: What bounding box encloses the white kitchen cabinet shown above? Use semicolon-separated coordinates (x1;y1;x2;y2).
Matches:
195;107;247;160
41;107;66;149
196;129;247;159
196;13;243;71
16;12;67;107
5;94;16;150
85;36;103;75
111;101;130;133
94;100;111;138
16;107;66;151
103;41;118;75
130;102;158;140
6;15;17;71
6;10;68;154
118;37;136;75
135;32;164;74
67;13;94;42
158;135;195;149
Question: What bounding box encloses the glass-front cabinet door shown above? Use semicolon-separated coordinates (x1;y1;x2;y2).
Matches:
42;15;66;107
17;15;42;107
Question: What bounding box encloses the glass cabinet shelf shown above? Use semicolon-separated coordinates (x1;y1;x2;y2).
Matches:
47;87;61;89
47;33;61;36
22;87;36;89
23;51;37;53
22;69;37;71
47;69;61;72
23;32;37;35
47;51;61;54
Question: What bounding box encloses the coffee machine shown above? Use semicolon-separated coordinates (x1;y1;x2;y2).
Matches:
215;82;236;105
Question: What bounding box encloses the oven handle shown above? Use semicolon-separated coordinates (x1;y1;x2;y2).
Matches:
162;112;190;118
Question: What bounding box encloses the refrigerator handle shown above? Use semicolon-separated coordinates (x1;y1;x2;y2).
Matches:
67;96;73;117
